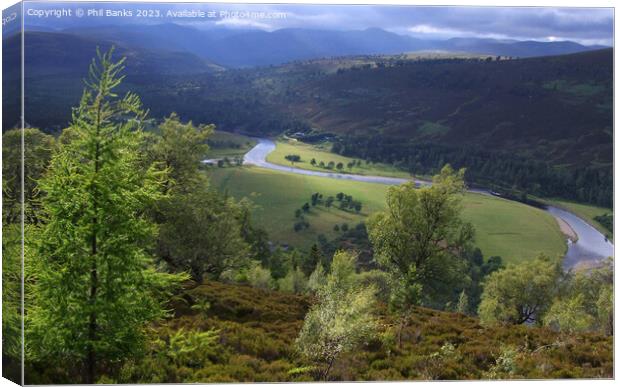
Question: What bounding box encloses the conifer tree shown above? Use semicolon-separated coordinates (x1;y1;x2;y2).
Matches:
28;48;187;383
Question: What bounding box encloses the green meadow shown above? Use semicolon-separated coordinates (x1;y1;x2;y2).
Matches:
209;166;566;264
266;138;411;178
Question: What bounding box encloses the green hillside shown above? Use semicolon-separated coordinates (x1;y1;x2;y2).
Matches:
13;43;613;385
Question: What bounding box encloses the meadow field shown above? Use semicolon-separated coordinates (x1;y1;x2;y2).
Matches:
209;166;566;264
266;138;412;179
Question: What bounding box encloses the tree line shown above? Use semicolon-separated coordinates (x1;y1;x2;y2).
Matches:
331;135;612;207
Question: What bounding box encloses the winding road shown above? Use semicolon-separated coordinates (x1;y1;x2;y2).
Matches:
241;138;614;269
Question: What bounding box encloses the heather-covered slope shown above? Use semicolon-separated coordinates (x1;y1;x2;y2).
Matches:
27;281;609;383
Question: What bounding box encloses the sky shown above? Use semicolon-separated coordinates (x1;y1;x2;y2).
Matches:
19;1;614;46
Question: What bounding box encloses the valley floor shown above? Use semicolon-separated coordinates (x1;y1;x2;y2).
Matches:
209;166;566;264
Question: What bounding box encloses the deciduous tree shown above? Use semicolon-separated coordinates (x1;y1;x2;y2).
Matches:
296;251;377;380
150;113;213;193
367;165;473;343
158;182;250;282
478;254;562;326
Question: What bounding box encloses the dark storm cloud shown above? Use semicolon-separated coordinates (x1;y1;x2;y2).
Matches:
23;2;613;45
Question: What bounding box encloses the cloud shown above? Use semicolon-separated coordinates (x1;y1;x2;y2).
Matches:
215;18;275;31
22;2;613;46
385;7;613;45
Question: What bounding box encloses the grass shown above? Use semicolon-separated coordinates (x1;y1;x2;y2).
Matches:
461;195;566;264
211;166;385;249
205;131;256;159
266;138;411;179
544;198;613;240
209;166;566;264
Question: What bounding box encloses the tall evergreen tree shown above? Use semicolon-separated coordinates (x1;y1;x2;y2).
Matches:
28;49;186;383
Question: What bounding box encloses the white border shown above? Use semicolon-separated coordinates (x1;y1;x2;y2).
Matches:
0;1;617;387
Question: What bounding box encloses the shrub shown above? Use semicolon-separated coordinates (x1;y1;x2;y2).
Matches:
278;268;308;294
296;251;378;380
247;264;273;290
357;270;391;303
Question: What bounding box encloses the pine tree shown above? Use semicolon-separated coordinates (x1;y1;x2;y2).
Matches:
28;48;187;383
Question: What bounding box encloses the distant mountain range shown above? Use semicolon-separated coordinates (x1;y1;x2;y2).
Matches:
43;24;608;68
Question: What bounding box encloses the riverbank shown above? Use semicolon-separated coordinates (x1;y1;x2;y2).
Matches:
542;198;612;242
555;217;578;243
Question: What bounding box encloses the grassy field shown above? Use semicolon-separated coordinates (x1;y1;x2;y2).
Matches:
209;166;566;264
205;131;256;159
266;138;411;179
544;198;613;239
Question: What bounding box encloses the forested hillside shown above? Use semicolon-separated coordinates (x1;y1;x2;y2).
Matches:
286;49;612;166
18;30;612;206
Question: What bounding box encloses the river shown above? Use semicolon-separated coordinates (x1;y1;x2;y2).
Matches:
240;138;614;269
546;206;614;269
242;138;428;186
